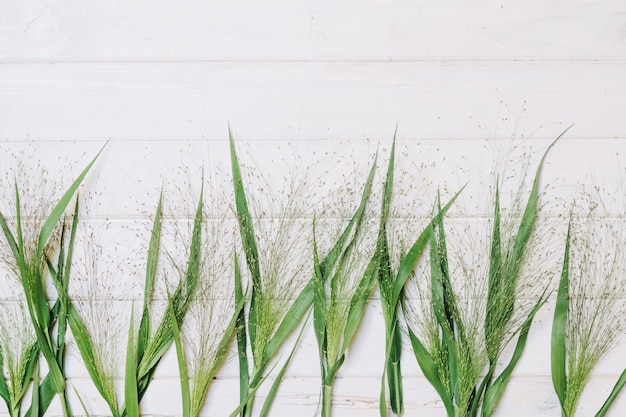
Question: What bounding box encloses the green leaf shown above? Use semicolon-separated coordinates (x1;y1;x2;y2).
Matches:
30;362;39;417
552;222;571;410
168;293;190;417
0;348;12;408
124;306;139;417
191;292;246;417
229;128;261;287
66;304;118;415
312;224;329;378
595;367;626;417
234;252;250;409
407;327;454;416
22;374;59;417
258;315;310;417
73;385;92;417
137;192;162;364
481;296;547;416
341;255;379;354
504;130;567;285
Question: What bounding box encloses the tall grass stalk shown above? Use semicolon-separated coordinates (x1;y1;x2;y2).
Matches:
229;131;380;417
404;133;564;417
166;193;243;417
0;145;104;417
311;154;379;417
60;189;203;416
552;192;626;417
229;131;321;417
376;138;463;417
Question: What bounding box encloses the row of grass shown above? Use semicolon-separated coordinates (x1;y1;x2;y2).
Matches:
0;129;625;417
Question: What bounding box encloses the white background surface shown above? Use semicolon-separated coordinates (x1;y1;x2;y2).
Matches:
1;1;626;416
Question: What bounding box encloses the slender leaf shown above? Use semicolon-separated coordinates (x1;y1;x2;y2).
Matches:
124;307;139;417
406;327;454;416
168;294;190;417
596;367;626;417
552;223;570;410
481;296;547;416
258;314;310;417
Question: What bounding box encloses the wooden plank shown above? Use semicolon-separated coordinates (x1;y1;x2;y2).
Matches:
1;0;625;61
1;62;624;142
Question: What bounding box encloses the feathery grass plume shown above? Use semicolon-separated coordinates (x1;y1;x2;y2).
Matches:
0;143;104;417
63;185;203;417
229;131;362;417
162;177;242;417
0;279;37;417
552;187;626;417
404;132;565;417
65;200;136;416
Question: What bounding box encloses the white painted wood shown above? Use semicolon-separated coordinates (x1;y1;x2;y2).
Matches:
1;62;622;142
1;0;625;62
1;0;626;415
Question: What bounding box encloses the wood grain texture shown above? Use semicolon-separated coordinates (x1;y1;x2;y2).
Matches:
1;0;625;62
1;62;623;142
1;0;626;415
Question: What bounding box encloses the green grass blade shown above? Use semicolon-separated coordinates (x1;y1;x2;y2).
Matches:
552;222;571;410
393;187;464;304
168;293;190;417
67;304;118;414
137;190;202;381
595;368;626;417
386;320;403;415
191;293;246;417
22;374;58;417
0;211;19;261
485;185;503;362
504;131;565;284
30;362;39;417
73;385;92;417
229;131;261;360
137;193;162;363
341;255;379;355
481;297;547;417
375;137;400;415
379;321;397;417
258;315;310;417
0;349;11;408
143;192;162;310
407;327;454;416
229;129;261;287
234;252;250;408
37;144;105;257
312;225;328;378
124;306;139;417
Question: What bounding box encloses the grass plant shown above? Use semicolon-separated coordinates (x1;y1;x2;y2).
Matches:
229;131;382;417
58;188;202;416
0;145;104;417
229;131;325;417
311;154;378;417
552;192;626;417
404;133;564;417
375;138;463;417
166;191;244;417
